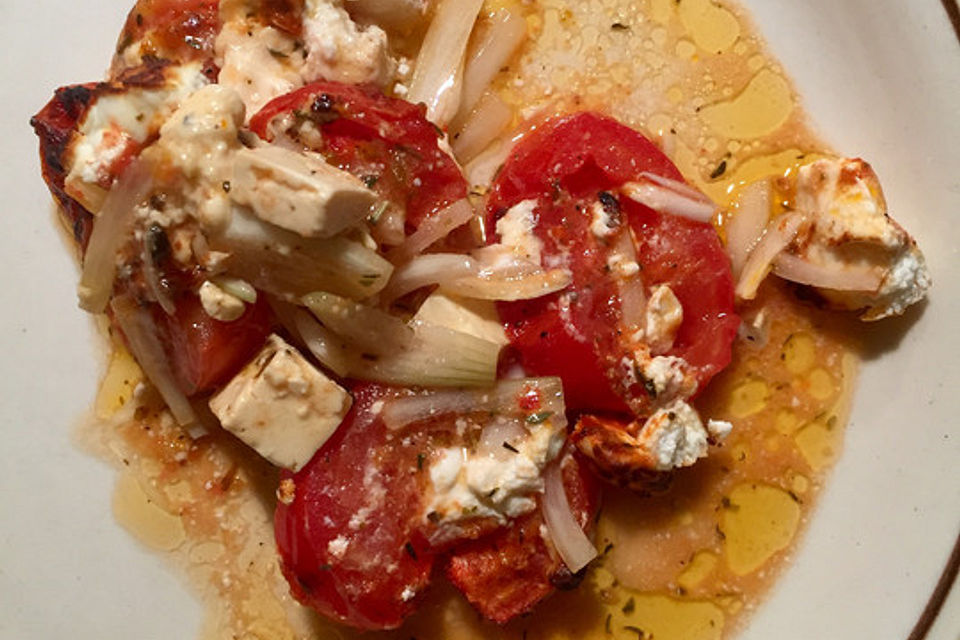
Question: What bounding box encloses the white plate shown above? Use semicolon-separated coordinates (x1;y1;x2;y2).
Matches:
1;1;957;638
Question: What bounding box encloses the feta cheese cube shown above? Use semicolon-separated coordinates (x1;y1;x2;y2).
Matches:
231;145;377;238
209;334;352;470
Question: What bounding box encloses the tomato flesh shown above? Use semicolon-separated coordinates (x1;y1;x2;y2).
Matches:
274;384;435;630
250;82;467;233
445;453;601;623
489;112;738;417
155;293;273;395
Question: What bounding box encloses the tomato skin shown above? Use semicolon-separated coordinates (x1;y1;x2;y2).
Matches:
155;293;273;395
489;112;738;416
274;384;435;630
31;84;99;249
250;82;467;233
445;452;601;623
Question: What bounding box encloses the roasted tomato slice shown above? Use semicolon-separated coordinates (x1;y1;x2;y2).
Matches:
154;293;273;395
445;452;601;623
249;82;468;234
274;384;436;631
114;0;221;66
488;112;739;416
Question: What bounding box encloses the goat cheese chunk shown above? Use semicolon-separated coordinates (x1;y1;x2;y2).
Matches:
779;157;931;320
301;0;394;86
635;401;730;471
209;334;352;470
231;145;377;238
199;280;246;322
64;62;209;212
495;199;543;264
215;21;307;116
425;412;566;530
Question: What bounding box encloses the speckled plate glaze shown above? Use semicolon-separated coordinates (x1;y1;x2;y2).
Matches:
0;1;957;638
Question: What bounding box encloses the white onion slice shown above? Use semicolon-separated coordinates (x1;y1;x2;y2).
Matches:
451;91;513;164
381;377;566;431
451;6;527;128
303;291;501;387
726;180;771;278
442;266;572;301
542;461;597;573
622;176;717;223
293;309;351;378
407;0;485;126
387;198;475;264
608;230;646;331
110;296;196;427
78;158;154;313
383;248;571;303
773;253;884;292
735;212;806;300
381;253;478;303
464;133;514;188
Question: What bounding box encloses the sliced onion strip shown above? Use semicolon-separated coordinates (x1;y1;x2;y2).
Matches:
386;198;475;264
726;180;772;277
110;296;196;427
381;377;566;431
451;91;513;164
735;212;806;300
622;176;717;223
451;7;527;129
381;253;478;303
407;0;485;126
773;253;884;292
608;230;646;331
78;158;154;313
302;291;501;387
542;461;597;573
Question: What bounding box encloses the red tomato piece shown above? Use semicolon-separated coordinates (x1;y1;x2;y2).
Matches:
274;384;436;630
155;293;273;395
31;84;98;249
249;82;467;233
445;452;601;624
488;112;739;417
115;0;221;65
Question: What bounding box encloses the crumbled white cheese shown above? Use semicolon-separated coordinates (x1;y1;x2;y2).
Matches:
199;280;246;322
301;0;394;86
496;199;543;264
635;400;715;470
215;22;307;117
327;535;350;559
65;62;210;212
424;414;566;528
707;419;733;440
155;84;246;231
230;145;376;238
209;334;352;470
590;199;618;238
642;354;696;399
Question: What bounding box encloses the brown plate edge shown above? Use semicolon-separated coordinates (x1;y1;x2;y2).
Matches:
908;523;960;639
941;0;960;43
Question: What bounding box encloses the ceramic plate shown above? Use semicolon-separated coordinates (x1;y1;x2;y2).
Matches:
1;1;957;638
